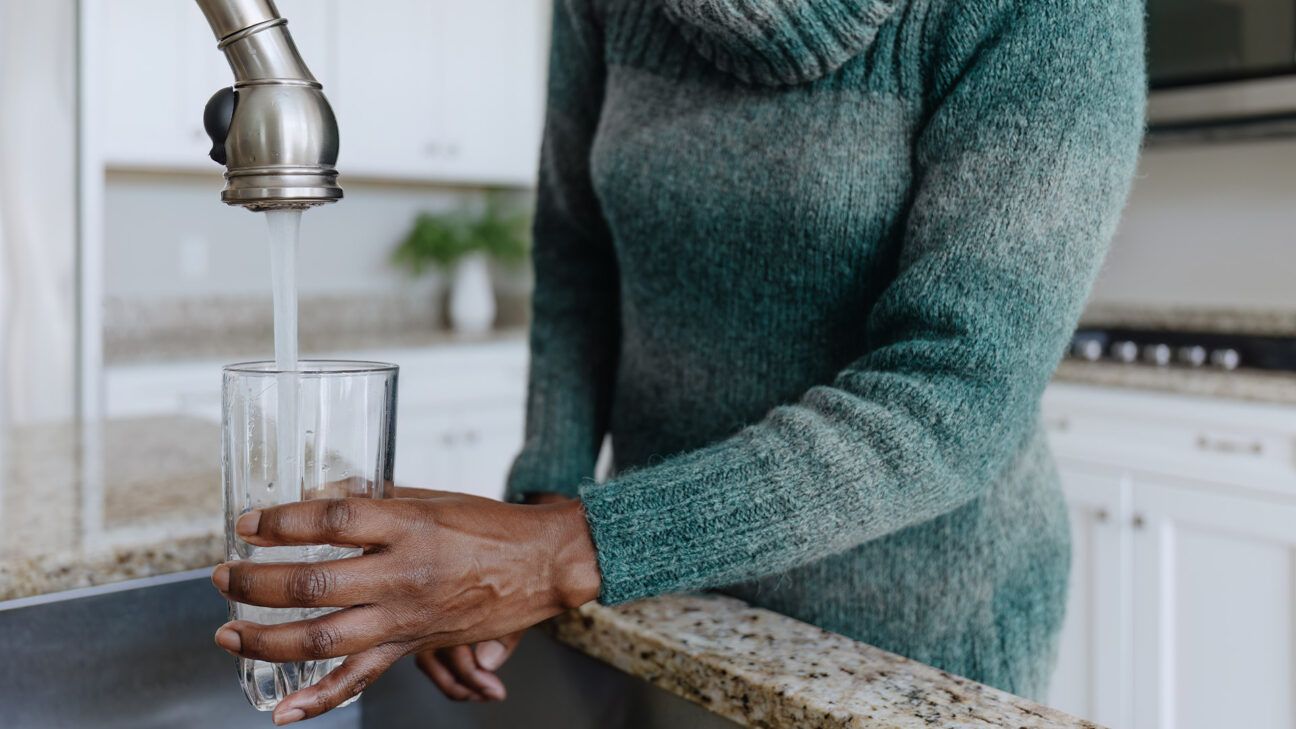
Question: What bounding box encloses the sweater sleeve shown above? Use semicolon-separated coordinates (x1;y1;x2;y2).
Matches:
580;0;1145;604
505;0;619;502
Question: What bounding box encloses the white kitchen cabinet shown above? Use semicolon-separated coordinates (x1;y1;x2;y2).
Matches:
334;0;547;186
100;0;334;171
1043;383;1296;729
332;0;443;180
1048;465;1133;729
1130;478;1296;729
101;0;195;169
97;0;545;185
396;403;524;498
431;0;548;185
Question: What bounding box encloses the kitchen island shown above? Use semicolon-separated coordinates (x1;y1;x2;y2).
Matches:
1;416;1097;728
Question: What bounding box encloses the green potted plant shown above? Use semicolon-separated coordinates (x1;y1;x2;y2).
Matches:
393;198;530;334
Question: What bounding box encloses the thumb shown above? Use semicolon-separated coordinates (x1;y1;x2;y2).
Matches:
474;631;525;672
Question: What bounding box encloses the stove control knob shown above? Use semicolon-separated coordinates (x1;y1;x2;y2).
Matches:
1176;345;1208;367
1072;339;1104;362
1142;343;1172;366
1112;340;1139;364
1210;348;1241;371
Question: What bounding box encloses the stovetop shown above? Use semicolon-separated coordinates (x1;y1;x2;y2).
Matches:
1068;328;1296;373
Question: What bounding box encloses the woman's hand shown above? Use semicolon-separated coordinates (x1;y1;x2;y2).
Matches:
410;492;573;703
209;492;600;725
413;632;524;701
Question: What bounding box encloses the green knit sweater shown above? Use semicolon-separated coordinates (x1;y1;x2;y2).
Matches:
507;0;1144;698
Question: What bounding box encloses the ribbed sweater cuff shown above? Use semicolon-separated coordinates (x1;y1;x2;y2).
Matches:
660;0;898;85
504;446;592;503
581;475;671;604
578;446;766;604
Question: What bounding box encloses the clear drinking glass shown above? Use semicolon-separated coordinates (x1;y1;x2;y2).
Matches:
221;360;398;711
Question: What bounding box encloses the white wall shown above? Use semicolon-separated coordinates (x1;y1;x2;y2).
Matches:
103;171;486;299
1091;139;1296;312
0;0;79;424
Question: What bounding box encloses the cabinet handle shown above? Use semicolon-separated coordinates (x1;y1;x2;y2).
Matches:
1045;417;1071;433
1132;514;1146;529
1094;509;1109;523
1196;434;1264;456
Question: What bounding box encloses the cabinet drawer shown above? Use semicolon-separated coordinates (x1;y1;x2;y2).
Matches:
1043;383;1296;499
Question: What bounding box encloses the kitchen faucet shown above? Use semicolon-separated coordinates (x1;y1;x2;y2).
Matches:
195;0;342;210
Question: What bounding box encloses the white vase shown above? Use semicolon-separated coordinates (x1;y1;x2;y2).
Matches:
449;253;496;335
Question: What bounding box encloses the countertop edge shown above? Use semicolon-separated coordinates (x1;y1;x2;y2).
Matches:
0;530;223;604
1053;360;1296;405
548;594;1101;729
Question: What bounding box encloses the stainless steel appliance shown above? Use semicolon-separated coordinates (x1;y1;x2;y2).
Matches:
195;0;342;210
1147;0;1296;131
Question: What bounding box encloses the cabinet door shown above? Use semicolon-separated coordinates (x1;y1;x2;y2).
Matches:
445;405;525;500
1131;480;1296;729
394;407;460;491
435;0;547;185
102;0;194;167
394;404;523;500
333;0;444;178
1048;463;1134;729
333;0;546;184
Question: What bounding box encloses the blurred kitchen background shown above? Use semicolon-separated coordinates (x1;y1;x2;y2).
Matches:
2;1;1296;729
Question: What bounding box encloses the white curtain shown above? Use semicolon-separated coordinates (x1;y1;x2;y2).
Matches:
0;0;79;425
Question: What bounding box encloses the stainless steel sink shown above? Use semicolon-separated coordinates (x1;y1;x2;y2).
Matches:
0;572;738;729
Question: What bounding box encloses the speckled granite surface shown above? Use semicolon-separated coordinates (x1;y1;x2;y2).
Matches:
550;594;1098;729
0;417;223;602
1081;303;1296;337
1054;360;1296;405
103;288;531;364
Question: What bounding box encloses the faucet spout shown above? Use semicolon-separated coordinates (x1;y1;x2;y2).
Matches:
195;0;342;211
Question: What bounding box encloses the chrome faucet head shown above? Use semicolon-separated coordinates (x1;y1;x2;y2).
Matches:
196;0;342;211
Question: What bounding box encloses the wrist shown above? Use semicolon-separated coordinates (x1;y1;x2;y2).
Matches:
544;499;602;611
525;492;574;506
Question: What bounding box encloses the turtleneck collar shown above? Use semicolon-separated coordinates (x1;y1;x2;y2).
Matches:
659;0;900;86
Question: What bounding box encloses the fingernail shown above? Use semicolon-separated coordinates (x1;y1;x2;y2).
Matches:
273;708;306;725
211;564;230;592
236;510;262;537
480;673;506;701
215;627;241;654
475;640;507;671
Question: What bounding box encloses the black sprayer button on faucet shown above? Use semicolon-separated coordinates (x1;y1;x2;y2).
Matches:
203;86;238;166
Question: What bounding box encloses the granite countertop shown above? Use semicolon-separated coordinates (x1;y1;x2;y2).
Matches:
1053;360;1296;406
550;594;1098;729
0;416;224;602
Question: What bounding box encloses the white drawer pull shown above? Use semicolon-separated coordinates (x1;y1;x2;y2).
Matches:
1045;417;1071;433
1196;434;1264;456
